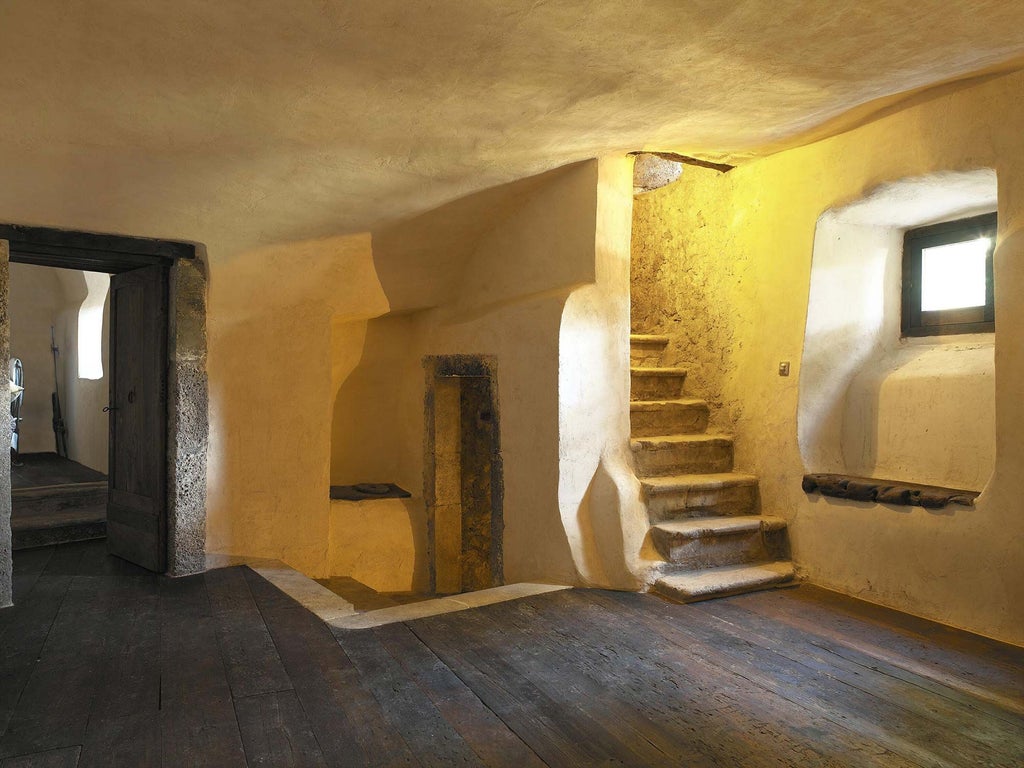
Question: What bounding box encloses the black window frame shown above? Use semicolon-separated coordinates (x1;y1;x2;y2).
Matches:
901;212;996;337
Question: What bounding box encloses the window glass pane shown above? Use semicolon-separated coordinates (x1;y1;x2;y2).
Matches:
920;237;989;311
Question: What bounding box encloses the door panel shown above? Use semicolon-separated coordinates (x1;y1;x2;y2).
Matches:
107;265;168;572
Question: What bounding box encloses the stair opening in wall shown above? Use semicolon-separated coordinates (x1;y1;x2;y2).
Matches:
424;355;503;595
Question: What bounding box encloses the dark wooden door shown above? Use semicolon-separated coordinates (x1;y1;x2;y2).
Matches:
107;264;168;572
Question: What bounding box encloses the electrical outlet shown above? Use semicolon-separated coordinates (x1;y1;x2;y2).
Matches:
778;361;790;377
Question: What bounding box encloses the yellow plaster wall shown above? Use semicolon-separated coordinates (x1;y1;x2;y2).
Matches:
632;69;1024;645
205;232;387;577
329;160;637;591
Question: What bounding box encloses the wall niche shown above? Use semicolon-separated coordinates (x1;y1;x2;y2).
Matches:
799;169;997;494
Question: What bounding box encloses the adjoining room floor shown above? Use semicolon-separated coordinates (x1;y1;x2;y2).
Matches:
11;453;106;490
10;453;107;550
0;541;1021;767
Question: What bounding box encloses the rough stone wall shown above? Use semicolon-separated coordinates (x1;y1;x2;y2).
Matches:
0;241;10;607
167;255;209;576
631;172;749;433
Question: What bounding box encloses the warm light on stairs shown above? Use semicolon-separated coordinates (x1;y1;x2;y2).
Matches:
629;333;795;602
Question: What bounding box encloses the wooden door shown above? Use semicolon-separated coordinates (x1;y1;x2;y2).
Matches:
107;265;168;572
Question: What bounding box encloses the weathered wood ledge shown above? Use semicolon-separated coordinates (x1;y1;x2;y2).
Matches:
802;473;979;509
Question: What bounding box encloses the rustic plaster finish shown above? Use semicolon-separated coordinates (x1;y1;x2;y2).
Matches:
631;176;745;435
167;256;209;575
633;154;683;194
0;241;10;608
800;172;997;491
630;69;1024;645
3;4;1024;258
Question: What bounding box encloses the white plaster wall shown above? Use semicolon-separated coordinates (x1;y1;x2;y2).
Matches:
842;343;995;489
557;156;647;589
8;263;109;472
801;172;997;490
632;69;1024;644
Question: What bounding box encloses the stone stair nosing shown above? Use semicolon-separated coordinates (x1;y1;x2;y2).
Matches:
629;334;670;367
652;561;796;604
629;367;687;401
630;398;710;436
641;472;760;520
629;331;796;603
649;515;790;570
631;433;735;477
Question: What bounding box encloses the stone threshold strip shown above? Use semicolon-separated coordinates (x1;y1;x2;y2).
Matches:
204;553;570;630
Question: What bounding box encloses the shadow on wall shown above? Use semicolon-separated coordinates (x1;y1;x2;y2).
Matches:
205;232;386;577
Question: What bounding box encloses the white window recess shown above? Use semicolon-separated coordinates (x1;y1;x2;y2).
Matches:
78;272;110;380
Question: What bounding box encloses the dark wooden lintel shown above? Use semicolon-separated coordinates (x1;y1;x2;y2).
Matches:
0;223;195;272
629;151;735;174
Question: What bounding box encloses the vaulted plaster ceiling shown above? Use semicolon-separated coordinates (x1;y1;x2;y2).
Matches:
2;1;1023;259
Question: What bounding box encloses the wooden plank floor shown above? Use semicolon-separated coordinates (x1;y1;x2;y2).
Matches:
0;541;1021;767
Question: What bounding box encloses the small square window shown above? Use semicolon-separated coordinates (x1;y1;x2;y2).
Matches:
902;212;996;337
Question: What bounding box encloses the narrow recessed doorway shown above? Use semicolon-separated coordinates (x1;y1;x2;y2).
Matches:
425;355;503;595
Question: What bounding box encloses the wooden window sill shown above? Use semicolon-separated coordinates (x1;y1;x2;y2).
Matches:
802;474;978;509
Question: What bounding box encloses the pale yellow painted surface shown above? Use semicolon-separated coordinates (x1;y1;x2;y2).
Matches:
205;233;386;577
327;499;427;594
330;161;614;589
632;69;1024;644
3;3;1024;261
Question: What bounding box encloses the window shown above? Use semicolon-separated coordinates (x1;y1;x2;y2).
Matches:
78;271;110;379
901;212;996;337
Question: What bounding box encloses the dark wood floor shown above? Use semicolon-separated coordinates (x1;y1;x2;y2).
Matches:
0;541;1021;767
11;454;106;490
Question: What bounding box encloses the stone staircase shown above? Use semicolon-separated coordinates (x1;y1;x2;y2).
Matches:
630;334;795;601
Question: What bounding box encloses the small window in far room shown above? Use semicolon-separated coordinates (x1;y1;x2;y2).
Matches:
78;272;110;379
902;212;996;337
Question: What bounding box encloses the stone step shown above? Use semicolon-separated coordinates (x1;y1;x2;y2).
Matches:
650;515;789;568
653;561;796;603
642;472;759;521
629;334;670;366
630;398;709;437
631;434;733;477
630;367;687;401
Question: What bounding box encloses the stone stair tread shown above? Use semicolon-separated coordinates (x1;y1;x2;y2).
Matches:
632;433;732;447
652;515;786;539
630;366;687;376
630;397;707;410
629;334;670;345
655;561;795;601
642;472;759;492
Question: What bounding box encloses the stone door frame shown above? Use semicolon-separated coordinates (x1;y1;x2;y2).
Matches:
0;227;209;607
